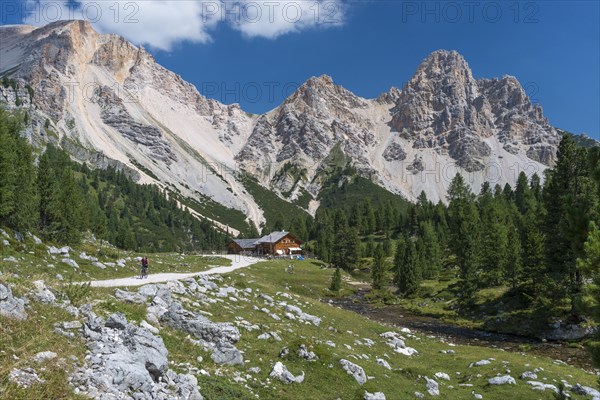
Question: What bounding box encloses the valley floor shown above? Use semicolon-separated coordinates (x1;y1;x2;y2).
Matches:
2;251;599;400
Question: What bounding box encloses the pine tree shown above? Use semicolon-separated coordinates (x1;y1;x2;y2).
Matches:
447;173;480;307
418;221;442;279
530;173;543;202
505;223;523;290
542;135;596;313
371;244;386;290
273;212;285;231
363;199;376;234
395;234;420;297
0;110;18;223
577;222;600;366
393;235;407;288
478;191;508;286
520;211;545;301
330;267;342;291
458;230;480;309
515;172;535;214
0;110;38;231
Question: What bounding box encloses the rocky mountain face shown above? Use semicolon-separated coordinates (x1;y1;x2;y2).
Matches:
389;50;558;170
0;21;562;231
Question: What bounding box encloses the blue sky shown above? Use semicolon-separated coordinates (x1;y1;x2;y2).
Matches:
2;1;599;138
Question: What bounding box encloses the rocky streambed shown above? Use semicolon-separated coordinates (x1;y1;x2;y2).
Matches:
328;291;594;370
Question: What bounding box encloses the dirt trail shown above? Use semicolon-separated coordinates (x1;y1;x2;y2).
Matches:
82;255;261;288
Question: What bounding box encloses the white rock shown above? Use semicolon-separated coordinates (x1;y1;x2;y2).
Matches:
92;261;106;269
376;358;391;370
33;351;57;363
269;361;304;384
340;359;366;385
488;375;516;385
140;320;160;334
9;368;44;388
62;258;79;268
527;381;558;393
364;391;386;400
520;371;537;379
395;346;418;356
573;384;600;397
434;372;450;381
470;359;491;367
425;377;439;396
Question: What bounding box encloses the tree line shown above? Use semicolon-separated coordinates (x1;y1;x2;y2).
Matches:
273;135;600;342
0;109;227;252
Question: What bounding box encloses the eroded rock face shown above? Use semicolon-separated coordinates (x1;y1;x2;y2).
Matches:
391;50;559;169
72;311;203;400
382;142;407;162
237;75;376;183
1;21;563;210
0;283;27;320
93;85;177;164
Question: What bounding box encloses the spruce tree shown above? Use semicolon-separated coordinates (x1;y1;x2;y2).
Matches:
577;222;600;366
447;173;480;307
393;235;407;288
395;234;420;297
371;244;386;290
0;110;18;223
520;210;545;301
418;221;442;279
505;223;523;290
542;135;596;313
515;172;535;214
330;267;342;291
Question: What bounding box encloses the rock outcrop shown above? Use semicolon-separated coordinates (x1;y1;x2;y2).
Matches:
71;311;203;399
0;283;27;320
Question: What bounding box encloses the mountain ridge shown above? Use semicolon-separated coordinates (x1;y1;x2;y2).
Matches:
0;20;568;232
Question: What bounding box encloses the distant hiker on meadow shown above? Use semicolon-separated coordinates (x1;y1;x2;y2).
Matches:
140;257;149;279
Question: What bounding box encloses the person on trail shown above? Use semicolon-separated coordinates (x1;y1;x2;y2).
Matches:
141;257;149;279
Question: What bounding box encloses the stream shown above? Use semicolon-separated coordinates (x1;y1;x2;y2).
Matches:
327;289;594;370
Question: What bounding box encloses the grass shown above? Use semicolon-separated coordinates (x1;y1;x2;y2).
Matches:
159;260;598;400
317;167;410;212
0;302;88;400
240;173;311;228
0;237;231;283
1;246;598;399
293;187;314;210
170;191;252;234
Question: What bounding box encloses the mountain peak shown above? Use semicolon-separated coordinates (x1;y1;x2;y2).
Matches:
413;49;474;83
303;74;335;88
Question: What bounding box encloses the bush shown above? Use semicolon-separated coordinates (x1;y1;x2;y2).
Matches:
60;275;91;306
329;267;341;291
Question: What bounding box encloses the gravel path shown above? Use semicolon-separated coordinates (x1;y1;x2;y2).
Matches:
83;255;262;288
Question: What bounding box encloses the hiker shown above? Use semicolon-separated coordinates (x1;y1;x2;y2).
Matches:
140;257;149;279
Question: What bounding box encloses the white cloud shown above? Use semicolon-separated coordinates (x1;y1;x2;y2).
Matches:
21;0;347;51
223;0;346;39
23;1;219;50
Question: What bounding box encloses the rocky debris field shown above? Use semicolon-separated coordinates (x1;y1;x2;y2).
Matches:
1;255;600;399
